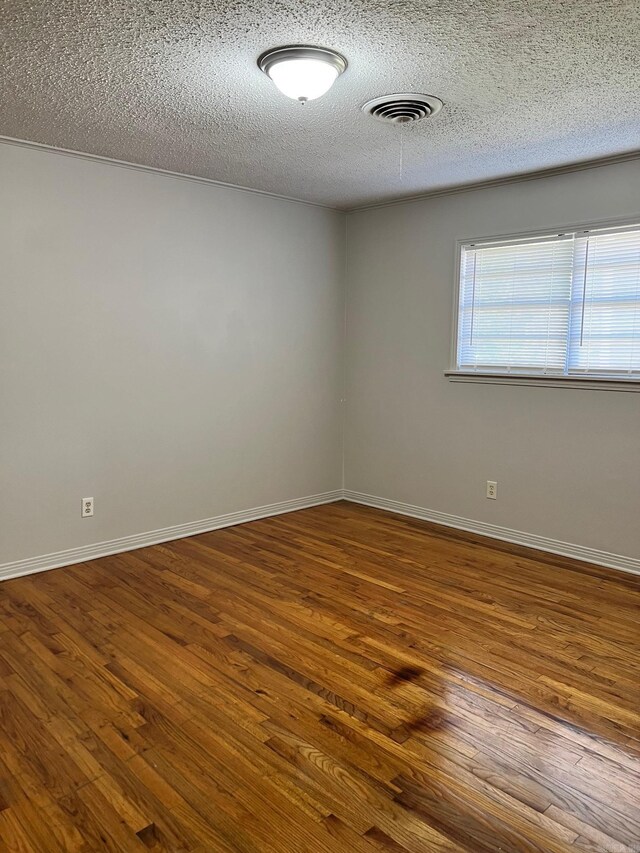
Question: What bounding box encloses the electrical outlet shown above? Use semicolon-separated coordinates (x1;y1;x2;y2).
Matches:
486;481;497;500
81;497;94;517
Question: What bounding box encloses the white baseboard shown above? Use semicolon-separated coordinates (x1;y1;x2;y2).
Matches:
0;490;343;582
343;490;640;577
3;487;637;583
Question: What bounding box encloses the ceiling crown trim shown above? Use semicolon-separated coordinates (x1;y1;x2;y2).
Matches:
345;149;640;212
3;134;639;213
0;135;337;210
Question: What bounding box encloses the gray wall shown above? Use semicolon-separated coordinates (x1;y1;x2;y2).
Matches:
345;160;640;560
3;142;639;569
1;143;345;564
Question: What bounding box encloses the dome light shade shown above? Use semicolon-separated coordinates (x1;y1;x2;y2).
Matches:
258;45;347;103
268;58;338;101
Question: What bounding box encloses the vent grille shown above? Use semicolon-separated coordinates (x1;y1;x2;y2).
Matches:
363;93;443;125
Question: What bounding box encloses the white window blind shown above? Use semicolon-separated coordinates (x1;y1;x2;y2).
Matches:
568;227;640;375
456;223;640;379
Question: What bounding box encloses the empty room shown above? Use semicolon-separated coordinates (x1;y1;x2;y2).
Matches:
1;1;639;851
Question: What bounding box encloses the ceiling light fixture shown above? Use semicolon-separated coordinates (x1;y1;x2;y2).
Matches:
258;45;347;103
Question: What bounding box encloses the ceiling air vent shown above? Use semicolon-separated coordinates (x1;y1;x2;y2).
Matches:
362;93;443;125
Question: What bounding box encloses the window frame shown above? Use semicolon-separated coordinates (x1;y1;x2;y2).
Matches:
447;215;640;392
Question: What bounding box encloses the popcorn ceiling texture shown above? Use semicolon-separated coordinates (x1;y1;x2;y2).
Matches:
1;0;639;207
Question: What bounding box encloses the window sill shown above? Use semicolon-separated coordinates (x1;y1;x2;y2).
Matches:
445;371;640;392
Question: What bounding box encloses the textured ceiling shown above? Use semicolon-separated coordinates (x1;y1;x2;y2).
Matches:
1;0;639;208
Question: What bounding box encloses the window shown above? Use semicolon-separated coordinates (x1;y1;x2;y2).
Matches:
454;222;640;382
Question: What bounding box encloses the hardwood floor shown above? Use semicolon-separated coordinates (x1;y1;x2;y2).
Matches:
0;501;638;852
